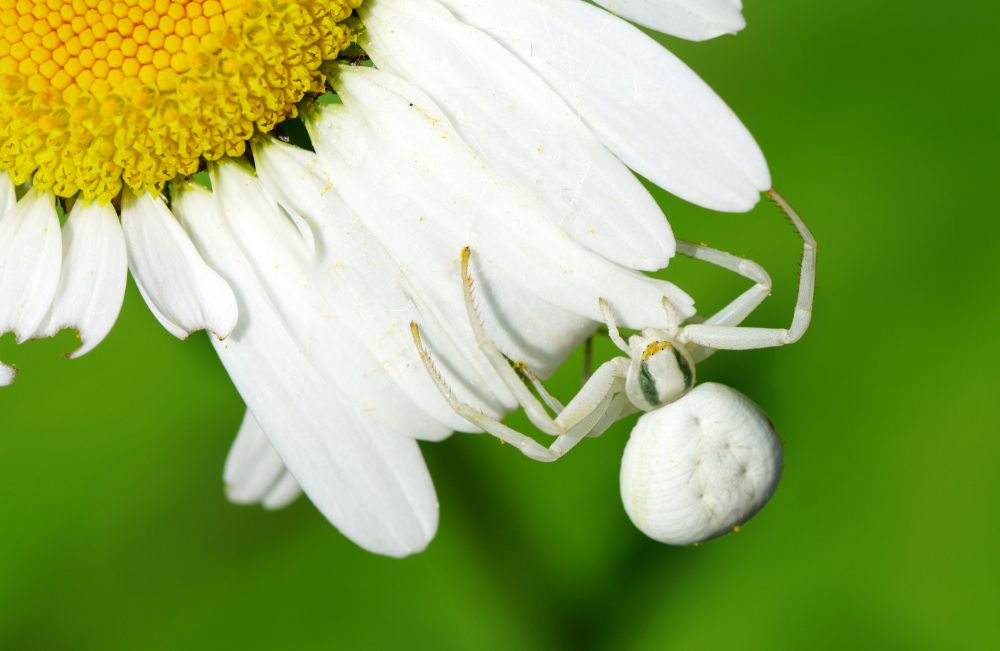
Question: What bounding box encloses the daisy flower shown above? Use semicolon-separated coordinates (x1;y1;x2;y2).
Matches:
0;0;771;557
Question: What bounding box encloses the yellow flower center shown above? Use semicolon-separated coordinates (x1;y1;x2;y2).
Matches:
0;0;360;202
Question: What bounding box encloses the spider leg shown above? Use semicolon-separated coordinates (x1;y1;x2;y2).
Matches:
676;242;772;328
677;189;816;353
455;246;571;433
524;354;633;441
598;297;631;354
411;322;628;461
515;361;565;414
479;390;617;462
672;240;773;361
550;357;629;433
589;392;638;440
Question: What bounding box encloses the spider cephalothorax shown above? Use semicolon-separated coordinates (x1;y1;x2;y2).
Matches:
624;334;698;411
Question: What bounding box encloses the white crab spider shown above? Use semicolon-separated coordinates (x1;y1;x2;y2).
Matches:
411;190;815;545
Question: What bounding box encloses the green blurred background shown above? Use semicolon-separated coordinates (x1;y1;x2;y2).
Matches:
2;1;998;649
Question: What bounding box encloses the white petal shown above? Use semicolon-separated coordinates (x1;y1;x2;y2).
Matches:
208;160;451;441
311;98;580;393
253;137;502;432
37;200;127;357
121;191;238;340
279;202;317;260
224;411;289;505
262;472;302;511
0;171;15;216
313;67;694;336
0;363;14;386
436;0;770;211
0;189;61;342
360;0;674;271
0;176;15;379
306;99;592;380
0;175;23;381
593;0;745;41
174;177;438;557
0;175;15;383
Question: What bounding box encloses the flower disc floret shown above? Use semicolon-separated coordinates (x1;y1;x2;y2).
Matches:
0;0;360;203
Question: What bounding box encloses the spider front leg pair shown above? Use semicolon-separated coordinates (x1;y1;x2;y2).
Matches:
410;247;638;464
411;190;815;544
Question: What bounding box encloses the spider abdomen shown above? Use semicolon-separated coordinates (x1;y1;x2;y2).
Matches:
620;383;783;545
